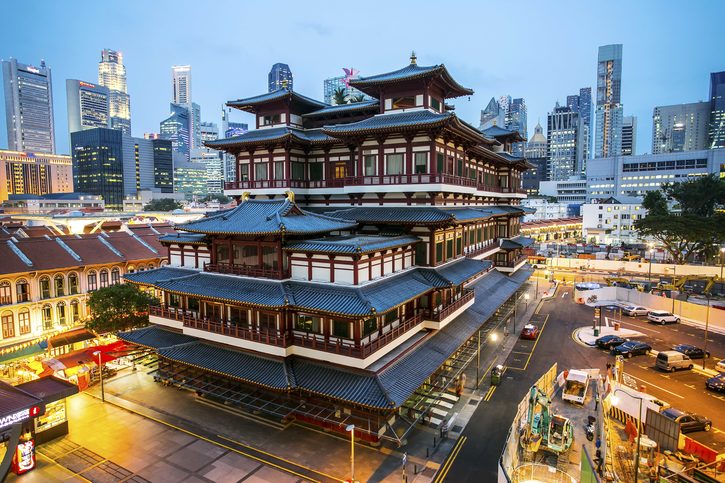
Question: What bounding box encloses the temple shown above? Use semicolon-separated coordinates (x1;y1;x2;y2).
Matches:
120;55;534;444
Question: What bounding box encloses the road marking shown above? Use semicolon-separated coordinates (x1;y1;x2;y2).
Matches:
433;435;467;483
561;292;568;298
484;386;497;402
516;314;550;371
615;321;662;334
627;374;685;399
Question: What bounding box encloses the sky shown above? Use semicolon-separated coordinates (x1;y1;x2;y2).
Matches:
1;0;723;155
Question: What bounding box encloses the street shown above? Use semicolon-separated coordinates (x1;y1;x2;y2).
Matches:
443;278;725;481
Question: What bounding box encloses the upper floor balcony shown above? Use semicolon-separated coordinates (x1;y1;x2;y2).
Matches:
203;262;287;280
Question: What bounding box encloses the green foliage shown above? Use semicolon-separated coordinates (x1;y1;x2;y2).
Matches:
348;94;365;103
635;175;725;263
332;87;347;105
144;198;183;211
201;193;230;203
86;284;159;334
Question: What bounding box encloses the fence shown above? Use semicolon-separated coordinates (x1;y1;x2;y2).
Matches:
545;258;724;278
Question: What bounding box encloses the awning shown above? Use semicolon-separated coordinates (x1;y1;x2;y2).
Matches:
85;341;129;364
47;328;96;349
0;342;45;364
16;376;78;404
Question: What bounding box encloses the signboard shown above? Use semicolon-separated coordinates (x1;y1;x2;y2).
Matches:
12;439;36;475
0;405;41;430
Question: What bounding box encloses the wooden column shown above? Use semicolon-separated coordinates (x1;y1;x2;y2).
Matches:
357;142;364;179
377;137;385;177
405;135;413;175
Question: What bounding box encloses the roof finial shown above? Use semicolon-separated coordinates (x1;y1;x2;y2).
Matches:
281;79;288;89
410;51;417;65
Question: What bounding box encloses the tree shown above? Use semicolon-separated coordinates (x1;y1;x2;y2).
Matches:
332;87;347;105
635;175;725;264
144;198;183;211
349;94;365;103
201;193;230;204
86;284;159;334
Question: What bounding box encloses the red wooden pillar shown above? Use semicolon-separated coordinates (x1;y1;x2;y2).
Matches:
357;142;364;179
430;138;438;178
377;138;385;177
353;257;359;285
329;255;335;283
284;148;291;187
405;136;413;175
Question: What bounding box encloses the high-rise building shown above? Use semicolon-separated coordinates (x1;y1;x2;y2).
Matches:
507;98;527;157
323;69;372;105
595;44;623;158
173;158;208;198
479;97;505;130
523;122;548;195
547;104;583;181
652;102;710;154
172;65;192;105
709;71;725;149
525;122;547;159
2;58;56;153
268;63;293;92
621;115;636;156
221;107;248;182
71;128;173;209
98;49;132;134
0;150;73;201
160;103;191;158
567;87;592;166
66;79;110;134
192;121;224;194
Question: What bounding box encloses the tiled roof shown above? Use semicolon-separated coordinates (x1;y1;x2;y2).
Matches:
349;63;473;98
284;235;420;255
0;380;42;416
205;127;336;149
421;258;492;286
302;100;380;119
15;376;78;404
117;325;198;350
159;342;293;390
359;270;434;314
322;110;453;136
158;233;208;245
322;207;453;225
124;267;198;286
511;235;535;248
287;282;370;316
227;88;327;112
480;205;525;216
440;208;496;222
178;198;357;236
481;125;517;138
155;273;288;308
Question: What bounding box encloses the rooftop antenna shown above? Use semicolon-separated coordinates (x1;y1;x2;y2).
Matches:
410;51;417;65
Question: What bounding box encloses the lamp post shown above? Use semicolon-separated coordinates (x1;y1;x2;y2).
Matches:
703;294;711;370
720;247;725;280
611;389;643;483
647;245;654;283
93;350;105;402
524;292;530;312
345;424;355;483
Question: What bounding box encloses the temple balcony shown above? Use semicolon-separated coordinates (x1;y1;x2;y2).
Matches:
494;254;529;273
203;262;287;280
464;240;500;260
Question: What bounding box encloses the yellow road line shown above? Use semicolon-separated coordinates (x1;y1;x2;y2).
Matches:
478;354;499;387
433;435;467;483
484;386;497;402
519;314;550;371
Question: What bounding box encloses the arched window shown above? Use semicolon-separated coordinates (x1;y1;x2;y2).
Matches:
0;281;11;305
147;264;155;270
16;279;30;303
138;265;146;272
42;304;53;330
99;269;109;288
127;266;135;274
68;273;79;295
87;271;97;292
70;299;81;324
18;309;31;335
40;276;52;299
1;310;14;338
111;267;121;285
54;274;66;297
56;302;67;326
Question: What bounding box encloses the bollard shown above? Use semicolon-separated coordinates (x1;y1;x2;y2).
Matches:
426;447;429;458
414;464;418;474
433;436;437;447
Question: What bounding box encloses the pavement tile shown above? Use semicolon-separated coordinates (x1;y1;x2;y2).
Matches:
200;451;262;482
135;460;193;483
164;440;226;472
241;465;302;483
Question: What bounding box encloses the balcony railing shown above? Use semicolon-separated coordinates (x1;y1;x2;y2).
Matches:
428;290;475;322
359;313;423;358
204;262;285;280
224;176;520;194
465;241;498;258
495;254;529;268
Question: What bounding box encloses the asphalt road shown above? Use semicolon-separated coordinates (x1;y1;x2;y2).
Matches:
443;285;725;481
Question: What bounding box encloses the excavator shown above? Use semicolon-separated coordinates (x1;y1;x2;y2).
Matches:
520;386;573;454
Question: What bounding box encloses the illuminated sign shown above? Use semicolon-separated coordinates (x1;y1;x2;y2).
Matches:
0;405;40;430
79;81;96;88
26;66;40;74
13;439;36;475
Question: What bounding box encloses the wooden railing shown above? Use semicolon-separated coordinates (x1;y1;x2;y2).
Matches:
495;254;529;268
203;262;285;279
465;241;498;258
429;290;475;322
359;313;423;358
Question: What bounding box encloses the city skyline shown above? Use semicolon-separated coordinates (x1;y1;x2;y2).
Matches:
0;1;723;155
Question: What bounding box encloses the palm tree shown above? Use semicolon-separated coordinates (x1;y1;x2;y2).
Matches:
332;88;347;105
349;94;365;103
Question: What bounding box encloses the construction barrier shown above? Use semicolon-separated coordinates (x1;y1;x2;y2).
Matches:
682;435;719;465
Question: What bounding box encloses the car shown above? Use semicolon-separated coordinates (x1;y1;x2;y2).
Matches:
717;360;725;372
705;373;725;393
595;335;628;350
661;408;712;433
647;310;680;325
520;324;540;340
611;341;652;358
622;305;649;316
672;344;710;359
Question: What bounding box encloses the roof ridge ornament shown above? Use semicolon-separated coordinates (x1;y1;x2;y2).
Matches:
410;51;417;65
241;191;251;202
285;190;295;203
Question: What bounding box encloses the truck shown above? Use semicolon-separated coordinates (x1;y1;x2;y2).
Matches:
562;369;589;404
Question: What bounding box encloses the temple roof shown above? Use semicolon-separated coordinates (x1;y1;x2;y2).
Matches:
204;127;335;150
118;325;198;350
349;62;473;99
322;205;524;225
499;235;535;251
158;233;208;245
124;266;199;286
481;125;523;140
227;88;327;113
178;198;357;236
302;100;380;119
284;235;420;255
419;258;492;287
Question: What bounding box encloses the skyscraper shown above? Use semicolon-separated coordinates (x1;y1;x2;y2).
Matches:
525;122;547;159
221;107;248;182
567;87;592;166
652;102;710;154
595;44;623;158
523;122;548;194
268;63;293;92
2;58;56;153
160;103;191;158
171;65;201;148
0;150;73;201
479;97;505;130
709;71;725;149
323;68;371;104
621;116;637;156
98;49;132;134
66;79;110;134
547;104;583;181
507;98;527;156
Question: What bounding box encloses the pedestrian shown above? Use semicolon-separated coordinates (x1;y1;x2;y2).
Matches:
594;395;599;411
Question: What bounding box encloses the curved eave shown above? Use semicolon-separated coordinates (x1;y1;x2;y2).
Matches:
158;239;207;246
177;226;357;236
283;240;420;256
350;64;473;99
322;117;450;138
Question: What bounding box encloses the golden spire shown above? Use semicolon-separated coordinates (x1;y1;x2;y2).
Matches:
410;51;417;65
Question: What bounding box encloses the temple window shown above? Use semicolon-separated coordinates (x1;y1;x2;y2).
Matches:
386;154;404;175
414;152;428;174
334;162;347;179
391;96;416;109
262;246;278;270
258;312;277;333
291;162;305;180
274;161;284;180
255;163;268;181
430;97;441;111
295;314;322;333
309;163;323;181
239;164;249;181
168;293;181;308
364;155;376;176
362;318;377;337
216;244;230;264
383;310;398;326
262;114;281;126
229;306;248;327
436;153;444;172
332;319;351;338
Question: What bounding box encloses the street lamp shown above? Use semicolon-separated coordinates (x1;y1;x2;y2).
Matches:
345;424;355;483
611;389;644;483
647;244;654;283
703;294;711;370
93;350;105;402
720;247;725;280
524;292;530;312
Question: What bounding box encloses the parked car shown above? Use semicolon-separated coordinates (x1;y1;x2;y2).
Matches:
647;310;680;325
520;324;540;340
595;335;628;350
622;305;649;316
705;373;725;393
672;344;710;359
661;408;712;433
656;351;693;372
611;341;652;358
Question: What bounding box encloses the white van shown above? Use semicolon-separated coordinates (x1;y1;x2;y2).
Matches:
656;351;693;372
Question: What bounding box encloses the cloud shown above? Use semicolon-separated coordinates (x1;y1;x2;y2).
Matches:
296;21;333;37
